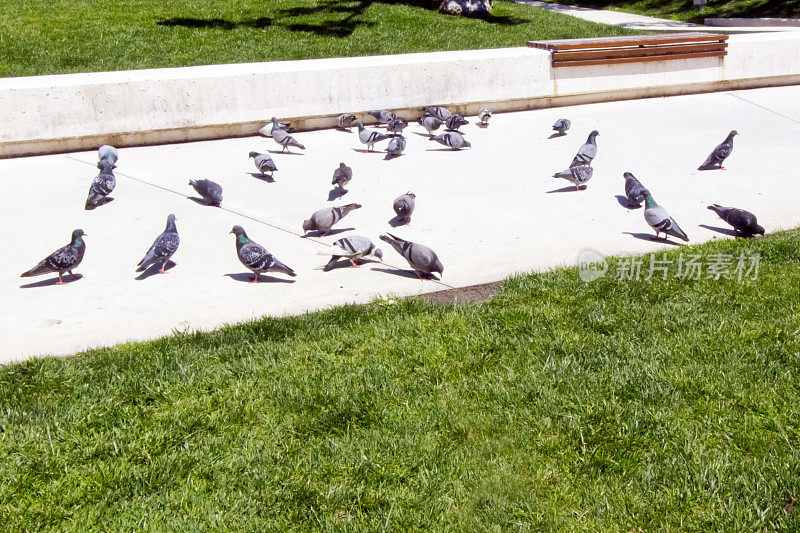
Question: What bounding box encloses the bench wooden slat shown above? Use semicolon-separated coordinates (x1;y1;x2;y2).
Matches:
528;32;728;51
553;42;727;62
553;50;727;68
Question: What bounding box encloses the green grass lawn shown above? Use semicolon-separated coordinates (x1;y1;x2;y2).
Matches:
536;0;800;23
2;230;800;529
0;0;633;78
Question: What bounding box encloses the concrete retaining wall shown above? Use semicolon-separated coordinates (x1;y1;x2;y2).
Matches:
1;32;799;157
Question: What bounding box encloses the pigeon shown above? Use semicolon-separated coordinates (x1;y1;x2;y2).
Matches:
387;117;408;135
570;130;598;167
271;117;305;152
230;225;296;283
698;130;738;170
552;119;571;136
385;135;407;159
98;145;118;166
393;192;416;224
249;151;277;177
379;233;443;280
643;191;689;242
707;204;765;236
259;118;293;137
319;235;383;270
357;123;391;151
430;132;471;150
303;204;362;236
331;162;353;190
623;172;647;207
21;229;87;285
419;116;443;138
189;179;223;206
478;108;492;126
337;113;357;130
85;158;117;209
423;106;453;121
445;114;469;132
136;214;180;274
552;165;593;191
367;109;396;124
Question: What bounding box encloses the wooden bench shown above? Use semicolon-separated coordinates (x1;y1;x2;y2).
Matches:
528;33;728;68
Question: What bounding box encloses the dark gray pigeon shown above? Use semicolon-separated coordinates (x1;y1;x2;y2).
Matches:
445;114;469;132
552;165;593;191
423;106;452;121
367;109;396;124
85;159;116;209
319;235;383;270
478;108;492;126
136;214;180;274
698;130;738;170
419;116;443;138
623;172;647;207
387;117;408;135
644;191;688;242
385;135;407;159
249;151;277;177
357;123;391;151
271;117;305;152
98;145;118;166
332;162;353;190
379;233;443;280
230;225;296;283
570;130;598;167
21;229;86;285
303;203;362;236
430;132;471;150
708;204;764;236
189;179;223;206
393;192;415;224
337;113;357;129
552;119;571;135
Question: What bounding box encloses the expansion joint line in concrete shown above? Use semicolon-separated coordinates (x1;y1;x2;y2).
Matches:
727;92;800;125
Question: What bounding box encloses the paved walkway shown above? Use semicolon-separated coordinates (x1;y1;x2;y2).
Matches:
2;85;800;363
511;0;800;32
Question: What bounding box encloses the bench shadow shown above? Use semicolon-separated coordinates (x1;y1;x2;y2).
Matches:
699;224;739;237
224;273;296;283
20;273;83;289
249;172;276;183
623;232;683;246
135;261;177;280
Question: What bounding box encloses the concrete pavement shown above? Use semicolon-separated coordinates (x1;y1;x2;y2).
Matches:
2;85;800;363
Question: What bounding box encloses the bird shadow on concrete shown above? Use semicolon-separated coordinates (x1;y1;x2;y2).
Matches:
476;123;489;129
699;224;739;237
135;261;177;281
351;148;387;154
384;152;403;161
623;232;683;246
85;197;114;210
302;227;354;238
187;197;219;207
323;258;382;271
425;148;466;152
546;185;584;193
413;132;434;138
336;127;355;133
268;150;304;156
388;216;410;228
615;195;641;209
224;273;296;283
20;273;83;289
328;188;347;201
548;132;567;139
249;172;276;183
371;267;431;280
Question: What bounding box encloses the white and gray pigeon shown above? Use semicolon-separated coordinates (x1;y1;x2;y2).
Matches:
552;119;571;135
552;165;593;191
385;135;407;159
478;108;492;126
249;151;278;177
707;204;765;236
319;235;383;271
623;172;647;207
698;130;738;170
379;233;443;280
419;116;444;138
430;132;471;150
136;214;180;274
643;191;689;242
445;114;469;132
230;225;296;283
259;118;293;137
423;106;453;121
85;158;117;209
189;179;223;206
303;203;362;236
337;113;357;130
393;192;416;224
387;117;408;135
570;130;598;167
271;117;305;152
331;162;353;190
21;229;86;285
367;109;396;124
357;123;391;151
98;145;118;166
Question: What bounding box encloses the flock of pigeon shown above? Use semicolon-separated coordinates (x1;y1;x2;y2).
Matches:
20;106;763;286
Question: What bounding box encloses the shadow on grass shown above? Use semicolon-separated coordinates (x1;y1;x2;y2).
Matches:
158;17;273;29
